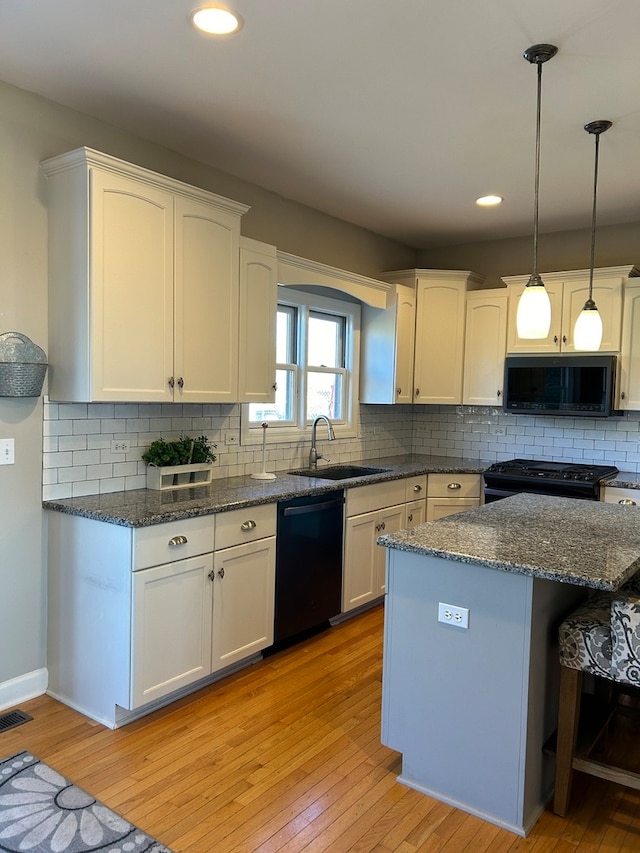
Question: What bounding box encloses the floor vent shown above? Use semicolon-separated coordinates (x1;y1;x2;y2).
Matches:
0;710;33;733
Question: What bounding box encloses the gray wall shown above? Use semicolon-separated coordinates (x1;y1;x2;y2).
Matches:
418;222;640;289
0;78;416;702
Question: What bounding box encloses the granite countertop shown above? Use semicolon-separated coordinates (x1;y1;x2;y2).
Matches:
379;492;640;590
605;471;640;490
42;453;489;528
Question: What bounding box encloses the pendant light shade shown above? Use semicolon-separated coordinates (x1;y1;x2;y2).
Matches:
573;120;612;351
516;44;557;340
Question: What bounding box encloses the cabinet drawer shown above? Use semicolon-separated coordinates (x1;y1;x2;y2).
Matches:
602;487;640;506
346;479;406;517
133;516;214;571
405;475;427;501
427;473;481;499
215;503;276;550
426;497;479;521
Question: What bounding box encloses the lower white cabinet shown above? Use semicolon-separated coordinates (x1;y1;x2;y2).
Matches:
132;552;214;708
47;506;275;729
426;473;481;521
602;486;640;506
343;480;407;613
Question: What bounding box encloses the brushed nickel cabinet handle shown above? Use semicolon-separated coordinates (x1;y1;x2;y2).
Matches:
168;535;188;546
447;482;462;491
413;484;422;493
241;520;257;531
619;499;637;506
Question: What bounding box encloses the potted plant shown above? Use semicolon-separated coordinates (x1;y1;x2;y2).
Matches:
142;434;217;489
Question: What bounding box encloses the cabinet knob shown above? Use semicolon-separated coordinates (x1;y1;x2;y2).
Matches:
168;376;175;389
415;388;420;398
619;499;637;506
218;567;225;578
208;569;215;582
272;382;278;391
447;482;462;491
396;387;402;396
177;377;184;389
241;519;257;531
562;335;567;344
621;391;626;400
380;521;386;531
168;535;188;546
554;336;559;344
496;389;501;398
408;513;413;523
413;484;422;493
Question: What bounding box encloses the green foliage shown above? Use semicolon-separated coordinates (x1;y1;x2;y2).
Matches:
142;434;217;467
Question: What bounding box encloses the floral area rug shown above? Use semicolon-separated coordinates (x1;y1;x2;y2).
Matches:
0;751;173;852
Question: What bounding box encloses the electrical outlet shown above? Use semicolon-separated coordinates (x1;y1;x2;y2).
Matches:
224;432;238;445
110;439;131;453
438;601;469;629
0;438;15;465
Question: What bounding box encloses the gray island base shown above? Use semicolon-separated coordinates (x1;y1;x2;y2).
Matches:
378;493;640;836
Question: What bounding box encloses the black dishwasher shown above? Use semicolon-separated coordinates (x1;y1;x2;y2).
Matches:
274;489;344;644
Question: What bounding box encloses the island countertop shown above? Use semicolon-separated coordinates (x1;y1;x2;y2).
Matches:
379;492;640;590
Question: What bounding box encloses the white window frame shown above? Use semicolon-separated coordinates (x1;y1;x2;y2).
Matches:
240;287;361;446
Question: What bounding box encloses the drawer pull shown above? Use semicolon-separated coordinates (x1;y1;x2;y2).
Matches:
413;484;422;493
241;520;257;531
447;482;462;491
618;499;637;506
168;535;188;546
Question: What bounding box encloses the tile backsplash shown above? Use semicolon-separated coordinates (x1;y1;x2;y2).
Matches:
42;399;640;500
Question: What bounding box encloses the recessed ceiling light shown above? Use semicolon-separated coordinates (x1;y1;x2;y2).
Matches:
475;195;503;207
190;5;243;35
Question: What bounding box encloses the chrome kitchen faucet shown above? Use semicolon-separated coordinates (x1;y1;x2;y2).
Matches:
309;416;335;468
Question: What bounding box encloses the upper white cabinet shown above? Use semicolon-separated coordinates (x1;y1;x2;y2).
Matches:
463;289;508;406
41;147;249;402
238;237;278;404
374;269;484;405
618;283;640;410
360;283;416;404
503;267;637;355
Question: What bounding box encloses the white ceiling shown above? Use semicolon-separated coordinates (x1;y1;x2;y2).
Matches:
1;0;639;249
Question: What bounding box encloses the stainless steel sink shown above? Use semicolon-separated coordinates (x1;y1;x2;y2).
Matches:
288;464;389;480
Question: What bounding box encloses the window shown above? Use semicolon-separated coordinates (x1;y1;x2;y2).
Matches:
243;288;360;442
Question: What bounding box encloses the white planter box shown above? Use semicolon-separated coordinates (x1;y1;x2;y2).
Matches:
146;463;213;491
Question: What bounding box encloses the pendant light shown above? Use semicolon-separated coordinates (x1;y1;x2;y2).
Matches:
573;120;612;351
516;44;557;339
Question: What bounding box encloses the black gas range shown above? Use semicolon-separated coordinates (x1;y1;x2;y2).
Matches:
483;458;618;503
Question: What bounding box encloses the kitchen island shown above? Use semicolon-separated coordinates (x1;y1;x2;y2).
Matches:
378;494;640;836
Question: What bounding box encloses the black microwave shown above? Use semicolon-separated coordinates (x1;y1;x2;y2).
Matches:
503;354;619;417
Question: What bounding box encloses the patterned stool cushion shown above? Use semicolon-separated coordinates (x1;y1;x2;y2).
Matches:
559;592;614;679
611;591;640;686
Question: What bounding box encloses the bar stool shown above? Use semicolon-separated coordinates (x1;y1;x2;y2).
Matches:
554;578;640;816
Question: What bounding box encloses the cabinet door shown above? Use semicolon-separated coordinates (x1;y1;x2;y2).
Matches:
238;241;278;403
343;511;379;613
426;497;479;521
91;169;175;401
405;499;426;528
360;283;415;404
414;280;466;403
618;285;640;410
174;195;240;402
506;281;562;354
394;285;416;404
561;277;623;353
131;553;213;708
212;537;276;671
375;504;406;595
463;292;508;405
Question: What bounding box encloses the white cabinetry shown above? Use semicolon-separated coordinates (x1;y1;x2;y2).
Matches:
371;269;484;404
47;505;275;729
617;284;640;410
238;237;278;403
343;480;406;613
602;486;640;506
212;504;276;670
360;284;416;404
503;267;635;355
463;289;508;405
405;474;427;527
426;473;481;521
41;147;248;403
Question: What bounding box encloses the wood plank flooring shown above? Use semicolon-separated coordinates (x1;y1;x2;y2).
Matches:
2;604;640;851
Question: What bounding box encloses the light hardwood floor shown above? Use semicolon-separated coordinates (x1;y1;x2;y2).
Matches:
2;604;640;852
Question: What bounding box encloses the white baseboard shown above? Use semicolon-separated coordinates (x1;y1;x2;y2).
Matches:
0;669;48;713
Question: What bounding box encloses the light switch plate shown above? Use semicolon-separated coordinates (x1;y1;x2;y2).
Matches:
0;438;15;465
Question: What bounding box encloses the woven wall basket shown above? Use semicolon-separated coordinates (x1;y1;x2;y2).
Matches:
0;332;48;397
